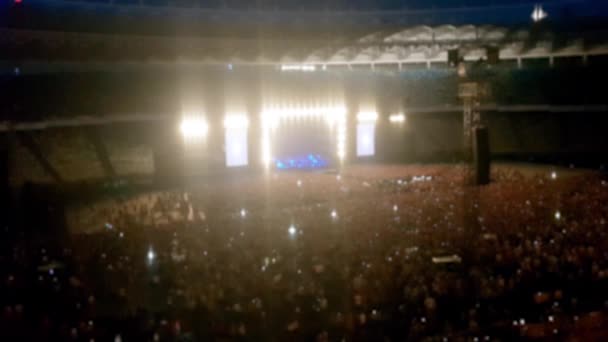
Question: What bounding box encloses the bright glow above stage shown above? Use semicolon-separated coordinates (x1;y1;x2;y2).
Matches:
180;115;208;140
223;114;249;129
389;113;406;123
357;111;378;123
261;107;346;123
280;64;316;72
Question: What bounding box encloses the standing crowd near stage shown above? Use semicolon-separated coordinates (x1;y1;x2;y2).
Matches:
1;165;608;341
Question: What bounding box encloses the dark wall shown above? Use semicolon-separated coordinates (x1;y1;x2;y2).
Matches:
372;110;608;167
3;63;608;122
3;107;608;187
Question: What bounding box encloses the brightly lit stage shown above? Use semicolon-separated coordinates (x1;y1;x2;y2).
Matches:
164;105;407;180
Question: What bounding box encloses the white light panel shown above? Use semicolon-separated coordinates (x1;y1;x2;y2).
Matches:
225;126;248;167
357;122;375;157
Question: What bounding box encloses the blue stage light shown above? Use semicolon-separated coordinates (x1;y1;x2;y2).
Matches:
274;154;329;170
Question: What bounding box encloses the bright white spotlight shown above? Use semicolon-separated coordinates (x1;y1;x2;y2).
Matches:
240;208;247;218
147;247;155;263
180;117;208;139
357;111;378;123
531;4;547;22
554;211;561;220
281;64;316;72
389;114;406;123
331;209;338;219
288;225;297;236
550;171;557;180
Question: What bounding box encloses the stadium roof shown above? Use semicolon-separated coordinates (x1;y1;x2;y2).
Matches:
3;0;608;35
2;24;608;69
10;0;564;11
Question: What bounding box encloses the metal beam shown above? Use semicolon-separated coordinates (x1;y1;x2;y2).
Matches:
0;105;606;132
16;132;63;183
84;127;116;179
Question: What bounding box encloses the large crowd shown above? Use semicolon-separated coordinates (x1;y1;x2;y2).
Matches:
2;164;608;341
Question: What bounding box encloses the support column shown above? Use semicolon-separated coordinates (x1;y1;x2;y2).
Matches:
459;82;486;183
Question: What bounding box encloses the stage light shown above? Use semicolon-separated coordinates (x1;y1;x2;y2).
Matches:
531;4;547;22
357;122;375;157
357;111;378;123
554;211;561;220
223;114;249;129
147;247;155;263
261;114;273;167
262;138;272;167
240;209;247;218
389;114;406;123
336;113;347;160
281;64;316;72
288;224;297;236
331;209;338;219
550;171;557;180
262;107;346;122
224;114;249;167
180;116;208;139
